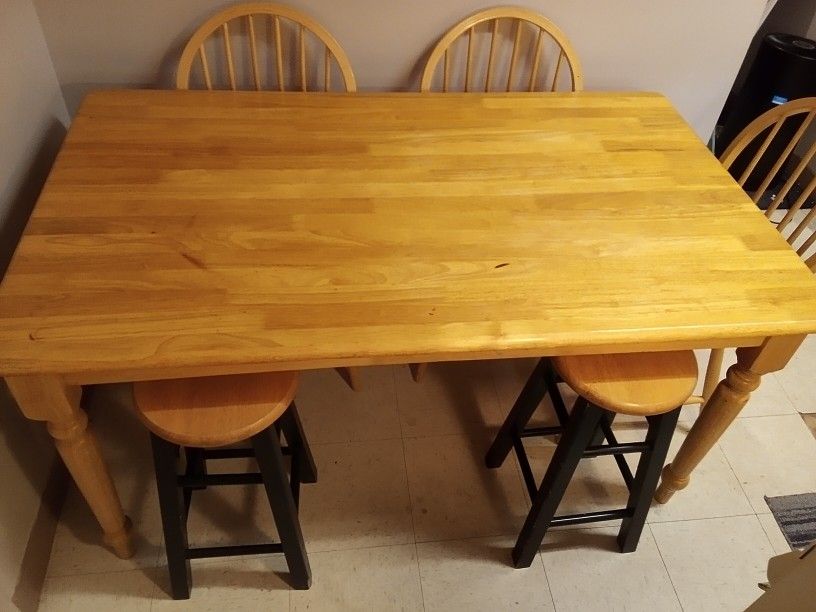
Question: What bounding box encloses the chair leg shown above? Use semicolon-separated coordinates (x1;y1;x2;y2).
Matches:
279;402;317;485
486;358;550;468
617;407;681;553
512;399;604;568
150;434;192;600
251;427;312;590
409;362;428;382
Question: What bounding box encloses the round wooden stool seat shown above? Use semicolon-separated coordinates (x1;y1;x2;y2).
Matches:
552;351;698;416
133;371;298;448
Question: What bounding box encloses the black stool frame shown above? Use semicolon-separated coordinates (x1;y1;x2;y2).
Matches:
486;359;680;568
151;402;316;599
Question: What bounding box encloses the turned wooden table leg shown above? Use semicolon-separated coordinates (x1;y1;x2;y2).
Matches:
655;335;805;504
5;375;134;558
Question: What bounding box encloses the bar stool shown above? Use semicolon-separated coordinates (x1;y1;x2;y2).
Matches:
486;351;697;568
133;371;315;599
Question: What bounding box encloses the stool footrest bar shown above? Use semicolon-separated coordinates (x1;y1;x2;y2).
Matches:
550;508;632;527
582;442;650;457
186;543;284;559
520;426;563;438
179;473;264;487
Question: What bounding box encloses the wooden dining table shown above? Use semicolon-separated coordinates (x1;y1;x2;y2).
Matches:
2;89;816;558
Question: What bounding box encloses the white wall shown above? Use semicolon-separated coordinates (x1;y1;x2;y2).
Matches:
33;0;769;139
0;0;68;608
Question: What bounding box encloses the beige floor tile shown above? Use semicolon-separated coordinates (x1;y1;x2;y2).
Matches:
718;415;816;513
694;349;798;418
491;357;577;429
404;434;528;542
299;439;414;552
48;387;163;577
803;413;816;439
158;441;412;560
540;526;681;612
151;556;290;610
775;335;816;414
517;437;628;530
47;481;163;578
182;458;281;552
394;360;504;439
634;423;753;523
417;536;554;611
297;366;402;444
757;513;793;555
39;569;155;612
651;515;775;612
513;416;752;530
289;544;423;612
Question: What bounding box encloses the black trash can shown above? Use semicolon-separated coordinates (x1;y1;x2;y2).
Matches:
716;33;816;192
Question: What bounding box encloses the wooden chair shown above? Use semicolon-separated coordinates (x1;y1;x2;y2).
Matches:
134;372;315;598
177;2;356;92
695;97;816;405
420;6;583;93
411;7;582;382
176;3;360;390
487;353;696;567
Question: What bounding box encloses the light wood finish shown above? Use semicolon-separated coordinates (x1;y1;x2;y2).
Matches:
2;91;816;383
421;6;583;93
3;91;816;547
176;3;356;92
720;97;816;271
701;347;726;402
656;335;805;502
335;366;362;392
4;376;133;559
178;3;360;389
552;352;698;416
688;99;816;407
133;371;298;448
409;363;429;383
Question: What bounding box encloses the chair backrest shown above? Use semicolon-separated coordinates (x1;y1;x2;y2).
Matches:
176;2;356;92
720;97;816;271
420;6;583;93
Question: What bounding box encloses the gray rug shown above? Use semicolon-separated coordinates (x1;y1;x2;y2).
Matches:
765;493;816;549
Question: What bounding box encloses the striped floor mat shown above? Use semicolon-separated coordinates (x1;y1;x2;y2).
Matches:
765;493;816;549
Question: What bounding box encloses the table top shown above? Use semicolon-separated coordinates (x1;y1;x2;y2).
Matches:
2;90;816;384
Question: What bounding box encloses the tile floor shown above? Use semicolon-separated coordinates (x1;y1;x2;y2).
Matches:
38;341;816;611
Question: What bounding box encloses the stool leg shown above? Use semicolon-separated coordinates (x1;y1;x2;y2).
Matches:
590;412;616;446
617;407;680;553
279;402;317;484
251;427;312;590
542;362;570;426
150;434;192;600
512;399;604;568
486;358;550;468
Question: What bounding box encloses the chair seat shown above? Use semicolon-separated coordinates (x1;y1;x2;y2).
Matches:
133;372;298;448
551;351;698;416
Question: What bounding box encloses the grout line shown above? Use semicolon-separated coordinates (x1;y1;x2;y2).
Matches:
393;364;427;611
414;541;427;612
648;511;761;527
729;412;803;421
648;523;684;611
714;430;758;513
647;507;759;525
536;551;558;611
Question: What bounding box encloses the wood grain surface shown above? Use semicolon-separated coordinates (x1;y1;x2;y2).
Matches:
1;90;815;384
